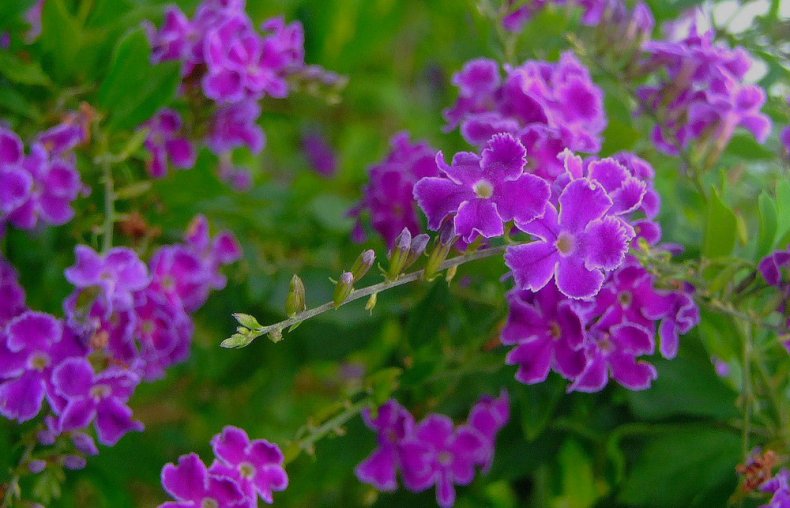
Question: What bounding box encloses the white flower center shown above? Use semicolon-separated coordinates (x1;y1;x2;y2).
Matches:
473;179;494;199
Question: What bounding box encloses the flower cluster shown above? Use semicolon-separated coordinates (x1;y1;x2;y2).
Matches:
638;19;771;158
351;132;439;246
0;122;87;236
761;469;790;508
0;215;240;476
144;0;310;186
160;425;288;507
65;215;241;380
356;392;509;508
503;0;654;47
444;51;605;179
759;246;790;341
412;132;698;390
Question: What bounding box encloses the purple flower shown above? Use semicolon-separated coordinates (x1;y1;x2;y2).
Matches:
210;426;288;504
52;357;143;445
414;133;550;242
506;177;634;299
639;22;771;157
351;132;438;246
302;131;337;177
148;6;193;66
466;391;509;471
160;453;246;508
6;143;85;230
36;121;87;156
65;245;150;315
399;415;486;508
143;109;196;178
502;284;587;384
0;256;26;326
0;311;63;422
206;100;265;155
356;399;415;491
569;311;657;392
761;469;790;508
132;288;194;380
445;52;606;155
760;249;790;288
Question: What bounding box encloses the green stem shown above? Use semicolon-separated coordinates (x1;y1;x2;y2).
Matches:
1;440;36;508
101;157;114;254
741;322;753;458
286;398;369;463
243;245;508;342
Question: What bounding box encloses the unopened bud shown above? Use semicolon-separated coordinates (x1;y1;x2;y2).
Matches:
424;222;457;281
350;249;375;282
333;271;354;307
387;228;413;279
445;264;458;283
233;313;261;330
403;234;430;270
285;275;306;317
365;293;378;313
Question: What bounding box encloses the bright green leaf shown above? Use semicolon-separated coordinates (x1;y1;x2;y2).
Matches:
702;189;737;258
756;191;778;258
97;28;180;131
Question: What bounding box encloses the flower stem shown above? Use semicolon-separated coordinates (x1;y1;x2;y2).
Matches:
101;156;114;254
285;398;369;463
235;245;507;345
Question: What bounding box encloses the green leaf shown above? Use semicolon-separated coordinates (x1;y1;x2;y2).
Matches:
619;427;740;507
517;375;565;441
756;191;778;258
551;439;603;508
97;28;180;131
702;189;737;258
0;0;37;30
628;338;738;421
40;0;82;82
775;179;790;246
0;52;52;87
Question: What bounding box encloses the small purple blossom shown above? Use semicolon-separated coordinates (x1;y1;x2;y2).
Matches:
351;132;438;246
356;399;415;491
506;177;634;299
143;109;196;178
0;312;63;422
52;357;143;445
210;426;289;504
0;256;27;326
206;100;265;155
64;245;150;315
502;284;586;384
302;131;337;177
414;133;550;242
160;453;246;508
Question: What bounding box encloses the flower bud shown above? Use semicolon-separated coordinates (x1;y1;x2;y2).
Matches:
387;228;413;279
403;234;430;271
424;222;457;281
365;293;377;313
350;249;375;282
233;313;262;330
333;271;354;307
285;274;306;317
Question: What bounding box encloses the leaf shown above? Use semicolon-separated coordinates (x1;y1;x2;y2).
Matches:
307;194;355;233
702;189;737;258
775;179;790;246
517;375;565;441
0;0;37;30
39;0;82;82
756;191;778;258
97;28;181;131
618;427;740;507
551;439;603;508
0;52;52;87
627;337;738;421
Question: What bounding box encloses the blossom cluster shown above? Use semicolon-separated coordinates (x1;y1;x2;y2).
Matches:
759;246;790;343
0;122;87;236
160;425;288;507
144;0;307;186
356;392;509;508
412;131;698;390
351;132;439;246
503;0;654;47
0;216;240;474
444;51;606;179
638;19;771;158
